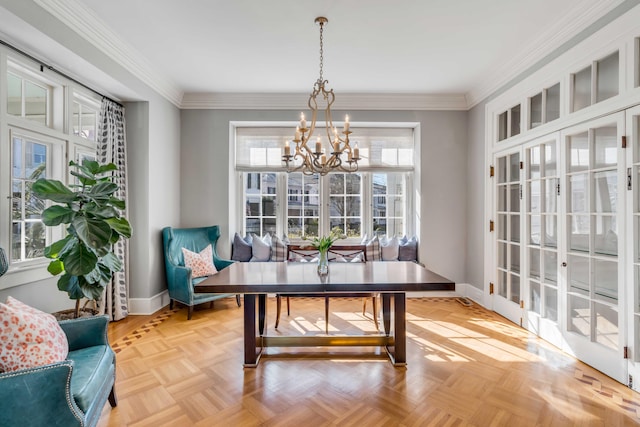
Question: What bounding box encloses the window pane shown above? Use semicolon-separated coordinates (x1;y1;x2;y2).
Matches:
330;174;344;194
595;303;618;351
569;255;590;293
11;136;49;263
544;286;558;321
593;170;616;213
24;80;47;125
244;172;278;236
287;173;318;239
569;215;590;252
569;132;589;172
543;142;557;177
573;66;592;112
530;93;542;129
569;174;588;213
543;250;557;284
7;73;21;116
568;295;590;337
498;111;508;141
594;126;617;169
596;51;618;103
530;280;541;314
594;259;617;299
545;83;560;122
372;173;402;238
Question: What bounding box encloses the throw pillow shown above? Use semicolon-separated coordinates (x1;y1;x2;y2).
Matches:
365;235;381;261
380;236;400;261
250;234;272;262
350;253;365;263
271;235;288;262
0;297;69;373
231;232;252;262
182;244;218;278
398;236;418;262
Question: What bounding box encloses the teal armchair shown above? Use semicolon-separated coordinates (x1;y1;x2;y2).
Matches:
0;315;117;427
162;225;241;319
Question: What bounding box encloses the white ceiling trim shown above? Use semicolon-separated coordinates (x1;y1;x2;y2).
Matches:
181;92;469;110
465;0;626;107
34;0;184;107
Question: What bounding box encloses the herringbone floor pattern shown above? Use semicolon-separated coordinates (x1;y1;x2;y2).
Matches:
98;297;640;426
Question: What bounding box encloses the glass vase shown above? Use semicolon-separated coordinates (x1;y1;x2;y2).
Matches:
317;249;329;276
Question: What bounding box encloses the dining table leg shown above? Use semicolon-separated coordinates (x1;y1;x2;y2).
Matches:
382;293;391;336
392;292;406;365
243;294;262;367
258;293;267;336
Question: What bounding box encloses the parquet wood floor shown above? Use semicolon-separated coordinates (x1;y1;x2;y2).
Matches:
98;297;640;426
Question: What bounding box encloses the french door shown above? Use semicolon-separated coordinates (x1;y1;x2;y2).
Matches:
626;105;640;391
491;112;628;385
493;150;524;325
561;113;626;384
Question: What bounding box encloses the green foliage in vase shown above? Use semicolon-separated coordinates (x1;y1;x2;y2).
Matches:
304;229;346;252
32;160;132;314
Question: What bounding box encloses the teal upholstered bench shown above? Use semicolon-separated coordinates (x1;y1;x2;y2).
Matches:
0;315;117;427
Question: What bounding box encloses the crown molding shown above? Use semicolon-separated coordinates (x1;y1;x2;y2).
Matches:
34;0;184;107
181;92;469;110
465;0;626;108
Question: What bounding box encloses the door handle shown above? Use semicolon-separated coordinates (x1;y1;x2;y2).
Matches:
561;262;567;267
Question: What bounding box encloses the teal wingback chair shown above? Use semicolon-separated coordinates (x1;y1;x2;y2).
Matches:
162;225;241;319
0;315;116;427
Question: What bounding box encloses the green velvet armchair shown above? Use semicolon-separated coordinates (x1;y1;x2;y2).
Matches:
162;225;241;319
0;315;117;427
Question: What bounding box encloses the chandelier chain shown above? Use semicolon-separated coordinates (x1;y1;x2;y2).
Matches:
319;20;324;82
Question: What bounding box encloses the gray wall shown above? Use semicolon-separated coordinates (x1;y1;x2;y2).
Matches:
466;102;486;291
180;109;468;285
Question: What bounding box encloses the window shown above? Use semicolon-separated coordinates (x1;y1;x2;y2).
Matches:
72;96;99;141
571;51;619;112
245;172;277;236
287;173;319;238
7;71;49;126
329;173;361;238
373;173;405;237
1;56;101;287
497;104;522;141
235;125;415;240
11;134;48;262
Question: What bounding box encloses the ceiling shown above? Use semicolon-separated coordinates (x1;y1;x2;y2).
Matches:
0;0;628;108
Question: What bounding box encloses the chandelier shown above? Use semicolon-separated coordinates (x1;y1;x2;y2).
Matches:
282;17;359;176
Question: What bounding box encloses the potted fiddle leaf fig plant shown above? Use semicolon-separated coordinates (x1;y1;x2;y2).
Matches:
32;160;132;318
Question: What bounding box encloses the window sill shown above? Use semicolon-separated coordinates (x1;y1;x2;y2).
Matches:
0;260;53;291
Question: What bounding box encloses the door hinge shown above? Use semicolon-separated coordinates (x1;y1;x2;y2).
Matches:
629;375;634;389
519;161;523;170
519;184;523;200
629;168;633;191
520;300;524;309
556;182;561;196
624;346;629;359
519;318;523;327
489;220;494;232
490;165;495;178
489;282;494;294
622;136;627;149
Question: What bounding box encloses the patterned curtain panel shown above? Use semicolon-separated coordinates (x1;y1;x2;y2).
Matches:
97;98;129;321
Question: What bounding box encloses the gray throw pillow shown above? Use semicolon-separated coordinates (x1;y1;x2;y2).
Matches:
398;236;417;262
231;232;252;262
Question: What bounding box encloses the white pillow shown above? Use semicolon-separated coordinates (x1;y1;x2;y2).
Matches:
380;236;399;261
250;234;272;262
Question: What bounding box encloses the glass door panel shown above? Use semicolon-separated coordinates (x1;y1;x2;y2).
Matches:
494;150;523;324
562;113;625;384
524;136;561;347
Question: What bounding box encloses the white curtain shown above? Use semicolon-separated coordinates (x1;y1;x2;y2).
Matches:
97;98;129;321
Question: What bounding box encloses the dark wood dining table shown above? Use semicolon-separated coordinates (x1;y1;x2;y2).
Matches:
195;261;455;367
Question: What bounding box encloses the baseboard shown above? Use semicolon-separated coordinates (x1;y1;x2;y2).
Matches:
455;283;487;308
128;290;170;315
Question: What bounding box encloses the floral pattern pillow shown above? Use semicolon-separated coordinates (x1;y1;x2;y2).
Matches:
182;244;218;278
0;297;69;372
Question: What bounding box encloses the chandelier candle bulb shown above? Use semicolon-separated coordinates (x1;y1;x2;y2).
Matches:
344;115;350;132
333;141;340;153
315;138;322;154
321;154;327;165
295;127;301;141
284;140;291;156
354;144;360;159
300;113;307;129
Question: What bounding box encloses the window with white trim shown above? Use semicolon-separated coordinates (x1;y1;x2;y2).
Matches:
235;125;415;240
1;53;101;284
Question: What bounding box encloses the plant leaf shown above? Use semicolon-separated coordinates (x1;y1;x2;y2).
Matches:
72;216;113;249
32;179;76;203
89;181;118;198
57;274;85;300
60;242;98;276
100;252;123;273
96;163;117;174
108;197;125;209
44;235;72;258
47;259;64;276
105;217;132;238
42;205;76;226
